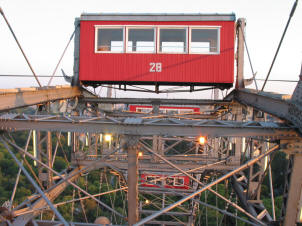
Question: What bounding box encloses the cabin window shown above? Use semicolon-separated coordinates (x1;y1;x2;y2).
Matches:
159;28;187;53
127;28;155;53
96;27;124;52
146;176;162;186
190;28;220;54
174;177;185;186
166;177;174;186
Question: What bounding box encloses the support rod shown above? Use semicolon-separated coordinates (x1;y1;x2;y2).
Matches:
3;136;125;219
268;164;276;220
0;7;42;87
261;0;298;91
16;160;228;216
134;144;279;226
10;130;32;210
140;140;264;225
0;137;68;226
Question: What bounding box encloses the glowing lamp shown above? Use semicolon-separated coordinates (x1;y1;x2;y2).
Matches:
198;136;206;145
138;151;143;157
104;134;112;142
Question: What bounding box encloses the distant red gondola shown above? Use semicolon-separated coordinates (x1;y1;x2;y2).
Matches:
129;105;200;114
140;173;190;190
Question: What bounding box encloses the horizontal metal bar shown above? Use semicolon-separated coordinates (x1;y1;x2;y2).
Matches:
83;97;230;106
0;114;297;138
73;159;235;173
140;210;192;216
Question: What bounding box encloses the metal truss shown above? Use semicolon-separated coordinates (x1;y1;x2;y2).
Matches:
83;97;231;106
1;12;302;225
228;86;302;134
0;113;297;138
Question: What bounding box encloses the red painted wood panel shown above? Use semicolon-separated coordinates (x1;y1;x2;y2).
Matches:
79;20;235;86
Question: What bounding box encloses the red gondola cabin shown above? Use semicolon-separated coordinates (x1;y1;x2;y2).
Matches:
74;13;236;88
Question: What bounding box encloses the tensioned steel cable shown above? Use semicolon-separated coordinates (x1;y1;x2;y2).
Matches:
0;7;42;87
239;25;258;91
261;0;299;91
47;26;77;86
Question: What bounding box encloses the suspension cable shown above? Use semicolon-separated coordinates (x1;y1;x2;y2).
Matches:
261;0;299;91
239;25;259;91
47;26;77;86
0;7;42;87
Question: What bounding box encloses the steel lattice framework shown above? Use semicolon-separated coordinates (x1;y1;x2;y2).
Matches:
0;12;302;226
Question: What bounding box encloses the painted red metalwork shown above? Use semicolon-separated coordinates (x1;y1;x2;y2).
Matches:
76;14;236;88
129;105;200;114
140;173;190;190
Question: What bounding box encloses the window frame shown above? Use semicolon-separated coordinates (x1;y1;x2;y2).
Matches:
189;26;221;55
94;25;125;53
173;177;185;187
94;25;221;55
126;26;156;54
157;26;188;54
145;175;162;186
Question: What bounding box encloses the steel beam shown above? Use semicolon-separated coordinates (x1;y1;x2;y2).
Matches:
83;97;230;106
227;88;302;135
235;18;245;89
283;154;302;225
0;86;83;112
228;88;291;119
0;114;296;138
126;136;139;225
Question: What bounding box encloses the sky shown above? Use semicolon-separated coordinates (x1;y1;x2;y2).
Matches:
0;0;301;99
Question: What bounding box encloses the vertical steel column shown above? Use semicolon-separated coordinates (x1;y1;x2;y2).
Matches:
284;153;302;225
152;135;159;162
126;135;139;225
235;18;245;89
233;105;242;165
37;131;43;185
47;131;53;188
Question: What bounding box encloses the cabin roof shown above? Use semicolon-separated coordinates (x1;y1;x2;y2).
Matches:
80;13;236;22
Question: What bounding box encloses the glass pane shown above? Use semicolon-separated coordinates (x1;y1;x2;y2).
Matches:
191;29;218;53
97;28;123;52
128;28;155;52
159;29;187;53
166;177;174;186
174;177;184;186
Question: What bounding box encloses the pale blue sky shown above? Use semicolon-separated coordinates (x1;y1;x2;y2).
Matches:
0;0;301;98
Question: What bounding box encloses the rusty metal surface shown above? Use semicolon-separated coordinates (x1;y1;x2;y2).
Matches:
0;86;84;112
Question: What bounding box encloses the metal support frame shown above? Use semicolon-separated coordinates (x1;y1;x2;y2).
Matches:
0;113;296;138
235;18;245;89
126;135;139;225
0;75;302;225
0;137;69;226
283;152;302;225
134;144;279;226
0;86;85;112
